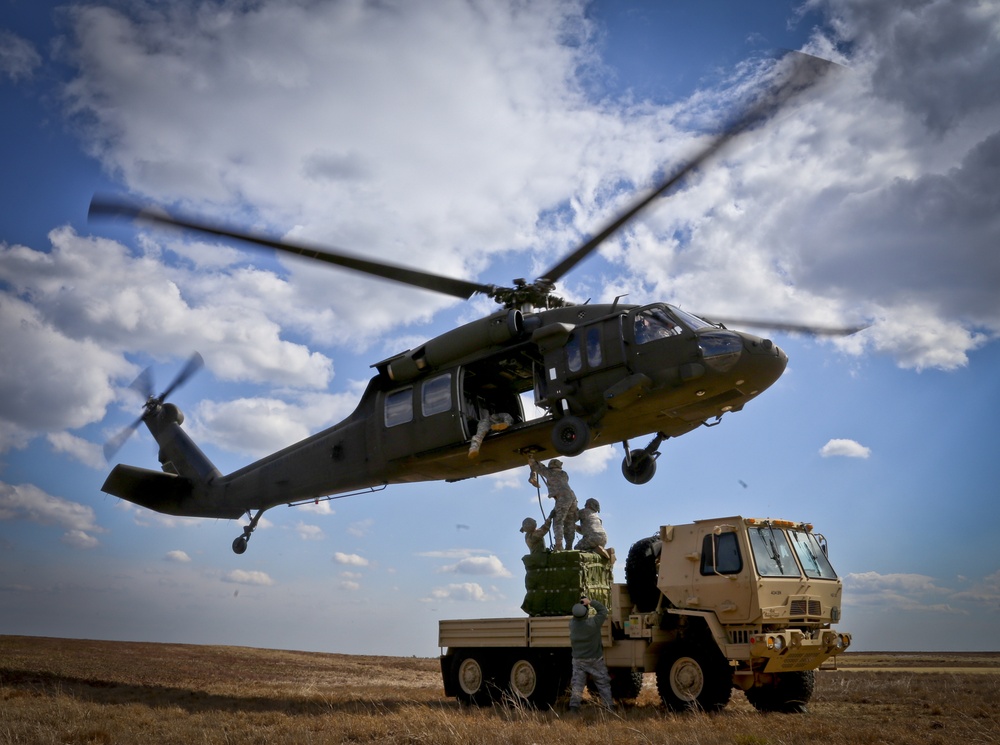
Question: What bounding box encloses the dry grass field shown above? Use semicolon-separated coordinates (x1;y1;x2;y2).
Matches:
2;635;998;745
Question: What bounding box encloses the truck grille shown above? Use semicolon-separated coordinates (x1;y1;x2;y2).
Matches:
789;598;822;618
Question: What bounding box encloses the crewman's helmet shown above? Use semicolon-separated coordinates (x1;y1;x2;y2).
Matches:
571;603;588;618
549;459;563;469
520;518;537;533
585;498;600;512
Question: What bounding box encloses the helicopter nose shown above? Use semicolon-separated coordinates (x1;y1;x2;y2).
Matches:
739;332;788;391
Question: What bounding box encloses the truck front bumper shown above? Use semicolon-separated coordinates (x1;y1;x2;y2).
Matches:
750;630;852;672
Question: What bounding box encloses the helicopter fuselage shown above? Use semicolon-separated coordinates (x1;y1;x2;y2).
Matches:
102;301;786;520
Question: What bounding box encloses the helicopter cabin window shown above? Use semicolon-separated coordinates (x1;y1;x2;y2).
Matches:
384;387;413;427
421;373;452;417
586;327;602;367
634;307;682;344
566;333;582;372
701;532;742;575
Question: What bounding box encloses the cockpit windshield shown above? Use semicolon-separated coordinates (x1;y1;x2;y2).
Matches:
668;306;715;331
634;307;683;344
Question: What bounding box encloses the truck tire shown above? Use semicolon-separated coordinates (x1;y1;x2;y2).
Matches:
745;670;815;713
508;653;566;709
625;535;662;612
608;667;644;701
451;651;498;706
656;642;733;712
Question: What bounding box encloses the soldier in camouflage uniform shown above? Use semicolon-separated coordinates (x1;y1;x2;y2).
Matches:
527;457;578;550
519;515;552;554
574;497;614;564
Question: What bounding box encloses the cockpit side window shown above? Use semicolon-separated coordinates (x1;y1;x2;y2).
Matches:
634;307;682;344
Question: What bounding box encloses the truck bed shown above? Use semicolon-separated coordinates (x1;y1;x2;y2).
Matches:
438;615;612;650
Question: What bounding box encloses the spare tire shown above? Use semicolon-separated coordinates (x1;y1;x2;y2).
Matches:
625;535;662;612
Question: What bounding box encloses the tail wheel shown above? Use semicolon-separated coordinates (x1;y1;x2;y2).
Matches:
551;415;590;456
656;643;733;713
622;450;657;484
745;670;815;713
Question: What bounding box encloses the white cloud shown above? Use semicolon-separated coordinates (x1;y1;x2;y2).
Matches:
293;522;324;541
425;582;490;602
347;518;374;538
845;571;975;615
165;550;192;563
333;552;369;567
438;555;512;578
223;569;274;586
0;30;41;82
0;481;104;548
819;439;871;459
46;432;106;470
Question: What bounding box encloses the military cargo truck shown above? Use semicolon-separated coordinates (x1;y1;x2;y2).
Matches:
439;516;851;712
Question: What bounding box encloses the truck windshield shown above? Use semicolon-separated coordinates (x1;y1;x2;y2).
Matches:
749;526;800;577
788;529;838;579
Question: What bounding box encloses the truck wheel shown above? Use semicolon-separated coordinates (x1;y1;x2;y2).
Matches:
608;667;644;700
745;670;815;713
452;651;495;706
656;643;733;712
625;535;662;613
508;656;560;709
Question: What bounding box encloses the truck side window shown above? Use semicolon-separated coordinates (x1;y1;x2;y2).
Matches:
701;532;742;575
385;387;413;427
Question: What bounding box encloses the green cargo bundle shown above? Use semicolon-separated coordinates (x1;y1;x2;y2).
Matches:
520;550;613;616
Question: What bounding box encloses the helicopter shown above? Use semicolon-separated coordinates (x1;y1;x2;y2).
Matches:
92;52;860;554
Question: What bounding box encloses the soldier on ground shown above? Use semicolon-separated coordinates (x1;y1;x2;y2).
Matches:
526;456;578;550
568;597;613;713
574;498;615;564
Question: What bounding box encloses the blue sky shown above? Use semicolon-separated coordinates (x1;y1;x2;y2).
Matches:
1;0;998;657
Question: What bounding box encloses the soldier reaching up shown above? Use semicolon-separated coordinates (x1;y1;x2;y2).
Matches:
527;456;578;550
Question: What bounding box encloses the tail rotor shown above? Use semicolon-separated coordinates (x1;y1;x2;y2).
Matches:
103;352;204;461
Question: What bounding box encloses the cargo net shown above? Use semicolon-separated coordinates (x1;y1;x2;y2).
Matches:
520;550;614;616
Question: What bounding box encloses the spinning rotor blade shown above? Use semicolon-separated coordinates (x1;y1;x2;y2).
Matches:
704;316;868;337
538;51;839;285
102;352;205;461
88;198;494;302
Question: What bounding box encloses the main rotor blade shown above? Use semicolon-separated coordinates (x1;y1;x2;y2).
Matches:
707;316;868;337
89;197;495;301
539;51;839;285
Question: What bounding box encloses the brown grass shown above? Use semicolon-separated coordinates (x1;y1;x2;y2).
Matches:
2;636;998;744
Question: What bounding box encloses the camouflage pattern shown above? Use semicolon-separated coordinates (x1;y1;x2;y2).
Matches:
519;515;551;554
468;413;514;458
528;457;578;550
573;502;607;551
569;657;613;710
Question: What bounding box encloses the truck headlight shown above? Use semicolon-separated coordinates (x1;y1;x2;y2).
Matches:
768;635;784;652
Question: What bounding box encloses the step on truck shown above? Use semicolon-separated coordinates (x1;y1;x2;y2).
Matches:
439;516;852;712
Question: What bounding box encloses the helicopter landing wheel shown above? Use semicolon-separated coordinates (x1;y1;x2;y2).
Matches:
622;450;657;484
551;415;590;456
232;508;265;554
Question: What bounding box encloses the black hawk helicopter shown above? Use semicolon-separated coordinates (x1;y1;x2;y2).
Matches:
93;52;860;554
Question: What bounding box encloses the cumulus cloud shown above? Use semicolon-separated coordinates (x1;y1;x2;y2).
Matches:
46;432;106;470
165;550;192;563
845;571;975;615
0;30;41;82
333;552;369;567
294;522;324;541
819;438;871;458
0;481;104;548
223;569;274;586
438;555;512;578
347;519;374;538
425;582;491;602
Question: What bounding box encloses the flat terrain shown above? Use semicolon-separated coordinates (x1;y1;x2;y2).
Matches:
1;636;998;744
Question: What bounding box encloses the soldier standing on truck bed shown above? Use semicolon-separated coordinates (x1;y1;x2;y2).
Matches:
527;456;578;550
568;597;613;713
